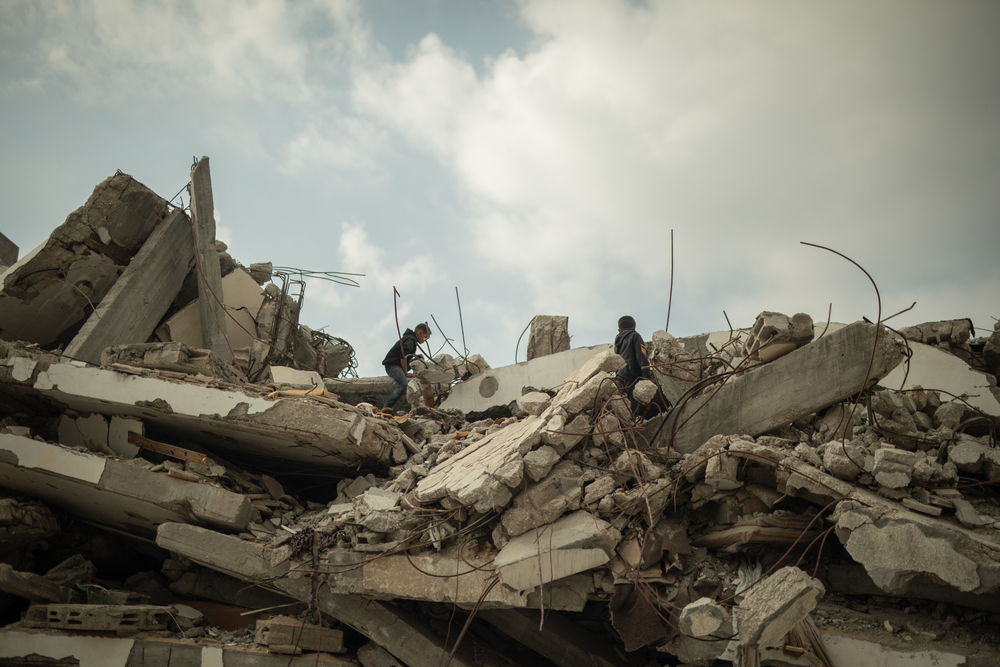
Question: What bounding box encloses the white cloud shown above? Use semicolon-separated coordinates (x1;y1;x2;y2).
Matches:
346;0;1000;336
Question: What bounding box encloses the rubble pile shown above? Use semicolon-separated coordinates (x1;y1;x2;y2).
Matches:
1;166;999;666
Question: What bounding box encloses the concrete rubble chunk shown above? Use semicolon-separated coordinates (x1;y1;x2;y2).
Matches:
632;378;658;404
743;311;814;362
659;321;906;453
500;461;583;537
23;604;173;633
256;616;345;654
517;390;551;416
527;315;570;360
872;446;916;488
494;510;620;591
522;445;560;481
832;500;997;595
737;566;825;648
678;597;730;638
413;414;545;512
0;173;166;347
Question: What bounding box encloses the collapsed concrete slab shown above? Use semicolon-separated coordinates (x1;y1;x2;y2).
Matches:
493;510;620;591
725;439;1000;598
0;173;167;347
0;345;408;472
63;209;194;365
656;322;906;453
736;566;824;648
0;432;252;533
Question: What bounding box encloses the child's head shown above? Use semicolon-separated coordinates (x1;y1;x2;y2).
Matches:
618;315;636;331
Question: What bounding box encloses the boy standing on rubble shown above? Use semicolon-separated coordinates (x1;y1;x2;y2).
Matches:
381;323;432;414
614;315;650;408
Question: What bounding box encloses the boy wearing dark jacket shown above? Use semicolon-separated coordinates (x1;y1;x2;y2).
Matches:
382;323;431;412
614;315;650;405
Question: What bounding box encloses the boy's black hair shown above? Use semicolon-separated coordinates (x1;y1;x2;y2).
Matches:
415;322;432;335
618;315;636;330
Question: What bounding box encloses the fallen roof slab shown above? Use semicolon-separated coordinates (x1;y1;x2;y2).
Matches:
0;344;408;472
657;321;906;453
0;432;252;534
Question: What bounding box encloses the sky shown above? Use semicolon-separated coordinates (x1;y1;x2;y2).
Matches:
1;0;998;377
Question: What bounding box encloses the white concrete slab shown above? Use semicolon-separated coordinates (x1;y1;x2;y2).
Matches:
440;344;610;413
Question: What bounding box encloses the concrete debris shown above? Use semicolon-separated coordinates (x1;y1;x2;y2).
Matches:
527;314;571;360
737;566;825;648
743;311;815;362
0;165;997;666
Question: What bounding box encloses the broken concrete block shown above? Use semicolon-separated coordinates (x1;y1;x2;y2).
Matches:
820;441;866;481
522;445;560;481
647;330;701;404
249;261;273;284
737;566;824;648
679;597;730;638
527;315;570;360
256;616;345;654
501;461;583;537
632;378;658;405
517;391;551;416
413;415;546;513
22;604;172;633
660;322;905;453
872;446;916;489
948;435;989;474
494;510;620;591
542;413;591;455
269;365;324;388
612;450;662;482
744;311;814;362
831;499;1000;595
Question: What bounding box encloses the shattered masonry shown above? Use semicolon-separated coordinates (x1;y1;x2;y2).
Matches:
0;164;999;667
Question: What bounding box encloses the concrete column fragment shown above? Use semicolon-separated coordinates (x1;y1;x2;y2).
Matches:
527;315;570;360
64;209;194;364
188;157;231;364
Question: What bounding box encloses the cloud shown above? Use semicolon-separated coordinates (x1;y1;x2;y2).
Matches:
347;0;1000;336
0;0;354;104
